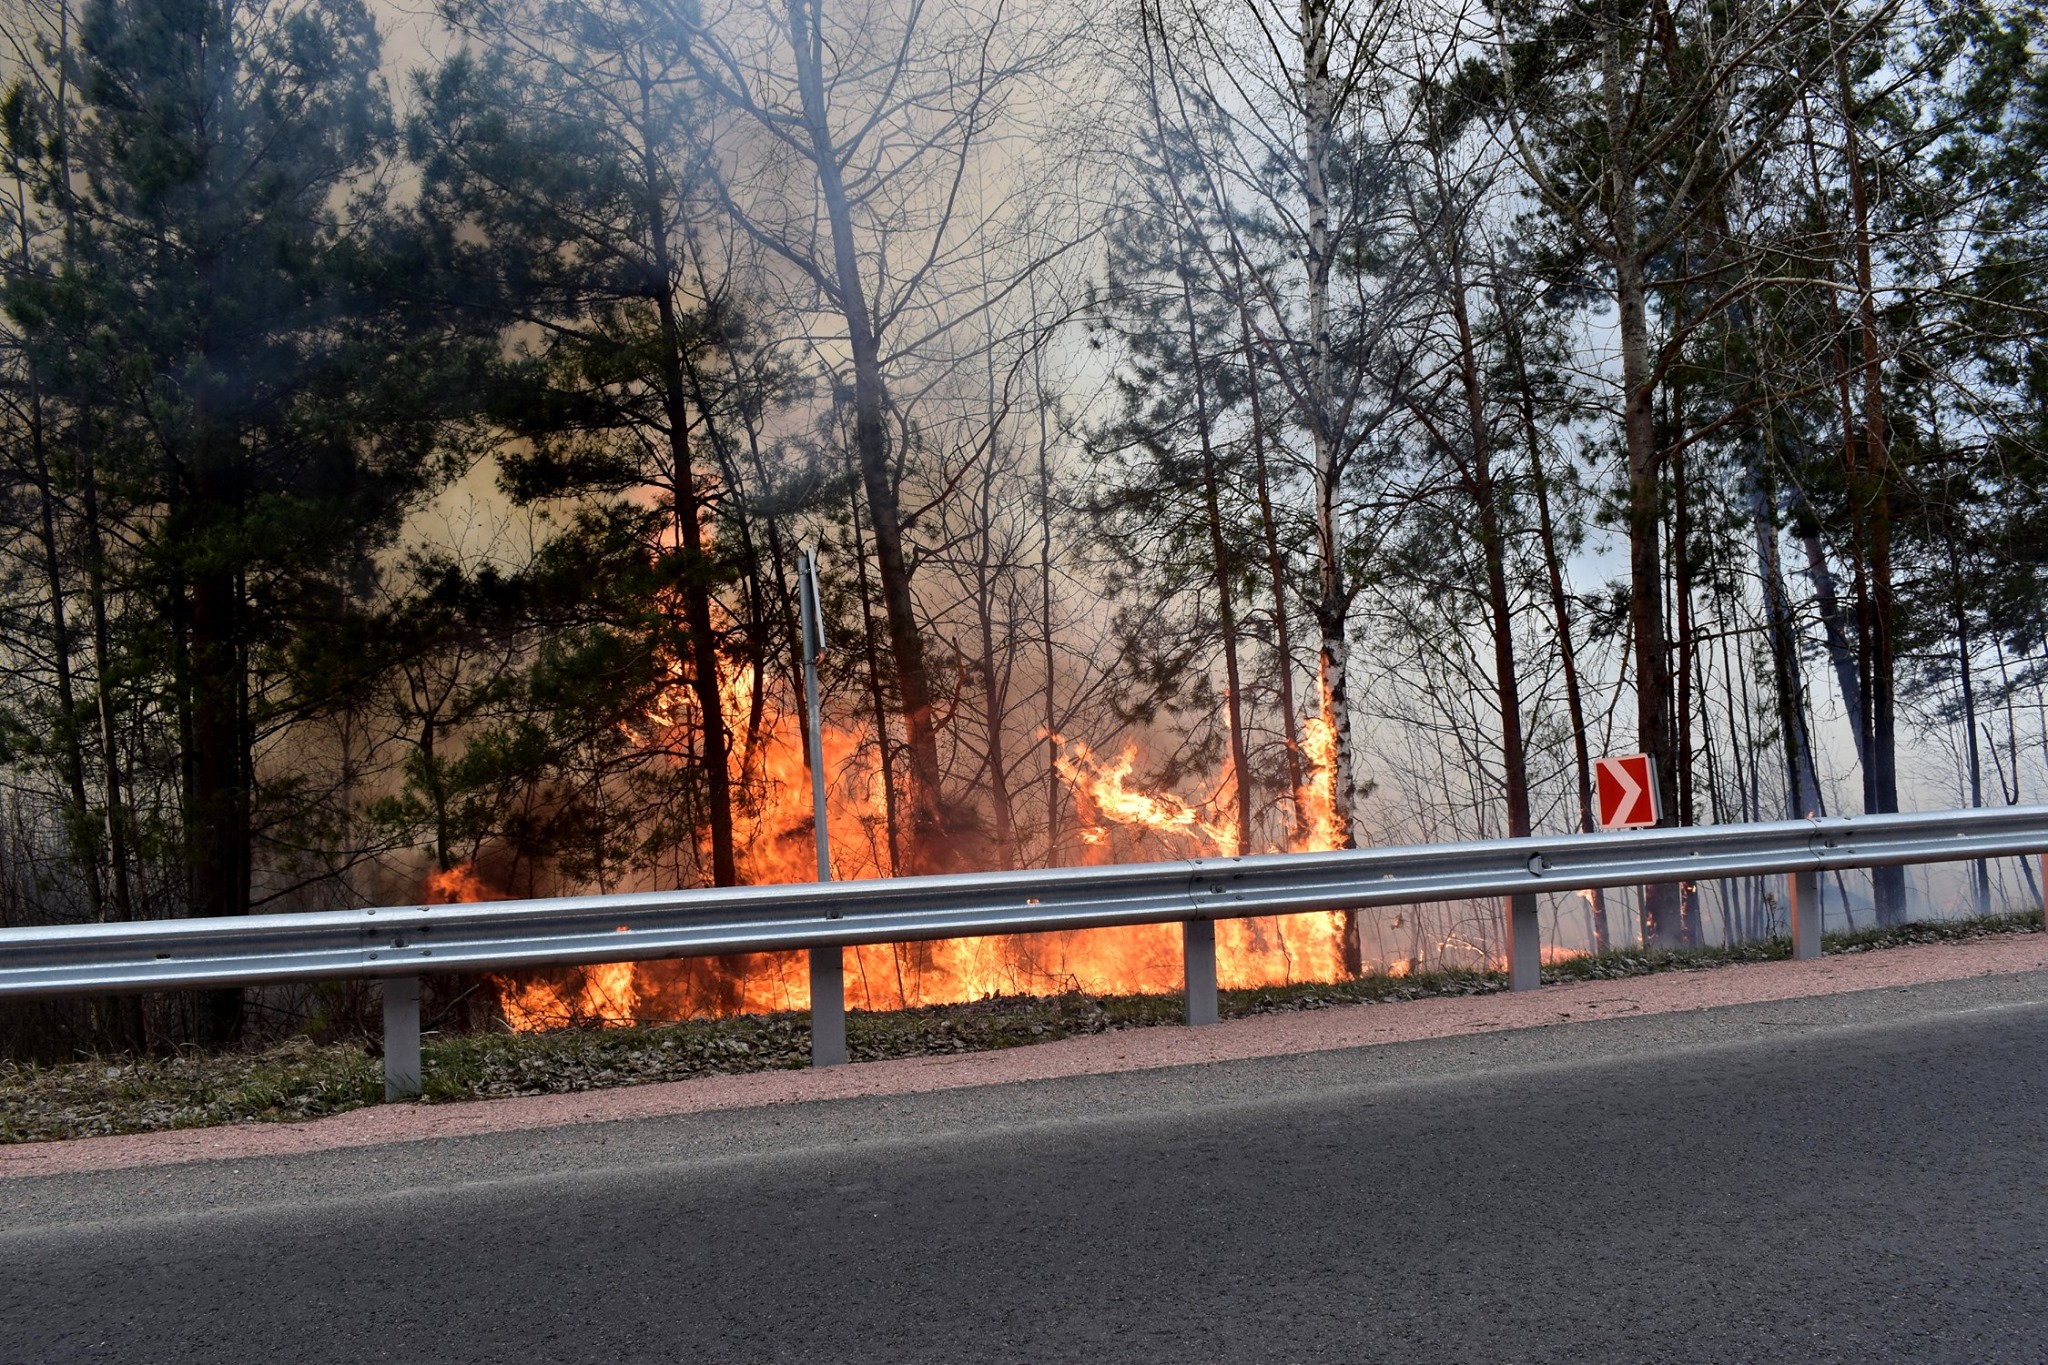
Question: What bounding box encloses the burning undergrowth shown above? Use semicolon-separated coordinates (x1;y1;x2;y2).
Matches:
443;656;1543;1032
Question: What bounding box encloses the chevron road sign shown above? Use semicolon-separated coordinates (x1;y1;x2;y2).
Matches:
1595;753;1661;831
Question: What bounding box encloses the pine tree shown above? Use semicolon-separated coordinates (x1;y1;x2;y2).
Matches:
7;0;462;1040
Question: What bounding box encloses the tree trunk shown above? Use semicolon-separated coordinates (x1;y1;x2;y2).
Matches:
1447;265;1530;846
846;451;902;877
1516;336;1608;952
1952;556;1989;915
1797;529;1868;776
1671;398;1702;945
189;562;248;1044
79;439;144;1048
1836;39;1904;923
694;256;808;789
39;14;138;1049
1616;244;1681;946
1449;265;1536;964
646;186;736;887
9;166;104;930
787;0;948;870
1240;310;1305;827
975;594;1018;871
1749;453;1823;821
1037;358;1062;867
1179;270;1253;855
973;462;1018;871
1301;0;1362;970
1598;0;1680;947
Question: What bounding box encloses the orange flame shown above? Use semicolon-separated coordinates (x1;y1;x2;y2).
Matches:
423;864;499;905
1294;708;1344;854
495;962;642;1031
470;624;1559;1031
1053;738;1240;858
426;866;650;1029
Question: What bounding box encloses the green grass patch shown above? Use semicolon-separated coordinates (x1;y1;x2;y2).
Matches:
1222;968;1506;1015
0;1038;384;1144
1541;908;2045;985
422;1011;814;1101
1829;908;2042;950
6;908;2041;1144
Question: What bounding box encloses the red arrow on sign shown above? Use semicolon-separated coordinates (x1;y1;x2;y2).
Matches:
1594;754;1661;830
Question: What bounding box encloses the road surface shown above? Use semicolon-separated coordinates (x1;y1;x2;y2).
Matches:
5;970;2046;1363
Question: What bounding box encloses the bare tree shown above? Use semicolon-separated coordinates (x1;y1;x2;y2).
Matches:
673;0;1084;870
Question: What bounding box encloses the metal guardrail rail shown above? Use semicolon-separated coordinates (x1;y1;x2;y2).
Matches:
5;806;2045;1097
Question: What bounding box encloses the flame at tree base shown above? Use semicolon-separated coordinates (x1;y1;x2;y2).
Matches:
490;912;1360;1031
464;660;1571;1033
490;912;1587;1031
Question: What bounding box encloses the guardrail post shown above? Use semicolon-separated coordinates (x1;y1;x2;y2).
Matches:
1506;892;1540;991
1183;919;1218;1026
1789;868;1822;961
383;976;421;1100
810;946;847;1067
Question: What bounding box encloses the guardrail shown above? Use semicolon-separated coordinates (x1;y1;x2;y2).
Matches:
4;806;2044;1098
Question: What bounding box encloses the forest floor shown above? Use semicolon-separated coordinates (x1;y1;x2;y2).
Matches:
3;911;2039;1144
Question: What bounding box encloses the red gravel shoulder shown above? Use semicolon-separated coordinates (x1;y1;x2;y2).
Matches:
7;932;2044;1181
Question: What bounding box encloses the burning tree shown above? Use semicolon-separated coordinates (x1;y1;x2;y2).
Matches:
408;0;813;888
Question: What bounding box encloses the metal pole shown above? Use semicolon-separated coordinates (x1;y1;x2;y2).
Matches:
383;975;421;1099
1505;891;1540;991
1183;918;1218;1026
801;550;831;886
800;550;846;1068
1789;867;1822;961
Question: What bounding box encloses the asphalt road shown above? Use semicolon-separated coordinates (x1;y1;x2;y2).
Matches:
6;972;2048;1364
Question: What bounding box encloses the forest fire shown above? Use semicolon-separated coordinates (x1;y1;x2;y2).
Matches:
462;659;1390;1031
1054;739;1241;856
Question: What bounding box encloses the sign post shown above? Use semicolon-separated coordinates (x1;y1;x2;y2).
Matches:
798;550;846;1067
800;550;831;884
